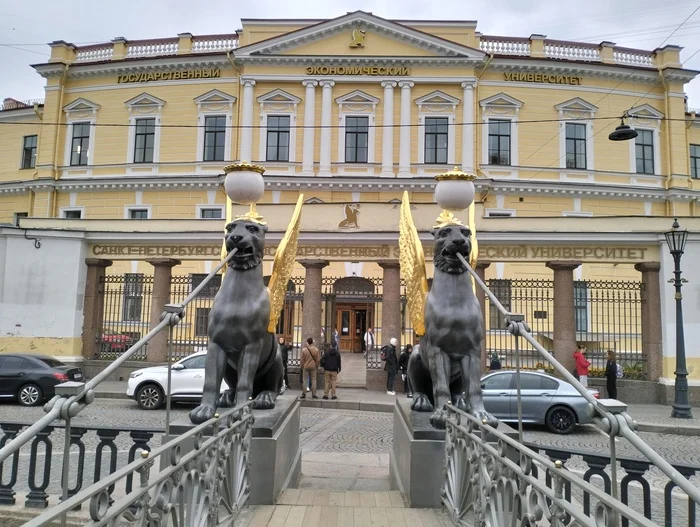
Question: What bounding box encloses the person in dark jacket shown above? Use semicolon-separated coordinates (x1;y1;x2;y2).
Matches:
384;338;399;395
399;344;413;397
605;349;618;399
489;352;502;371
278;336;291;391
321;340;342;400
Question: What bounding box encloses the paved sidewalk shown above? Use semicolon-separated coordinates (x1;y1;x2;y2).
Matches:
94;381;700;436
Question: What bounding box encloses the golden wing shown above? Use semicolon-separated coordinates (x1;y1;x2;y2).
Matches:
399;191;429;336
267;194;304;333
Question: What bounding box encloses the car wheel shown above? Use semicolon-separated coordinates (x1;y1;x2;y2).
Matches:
546;406;576;435
18;384;43;407
136;384;163;410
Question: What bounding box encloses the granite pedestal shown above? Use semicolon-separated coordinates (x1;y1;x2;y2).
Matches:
389;399;517;508
164;394;301;505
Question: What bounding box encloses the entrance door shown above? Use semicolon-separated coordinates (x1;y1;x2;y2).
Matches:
336;304;373;353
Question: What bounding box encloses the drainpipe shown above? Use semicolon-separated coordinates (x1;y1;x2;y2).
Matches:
50;63;70;217
687;112;696;215
658;68;673;216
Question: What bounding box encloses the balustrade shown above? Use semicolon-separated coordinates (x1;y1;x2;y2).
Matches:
126;39;179;58
614;48;655;66
192;35;238;53
544;41;601;62
74;45;113;63
480;37;531;56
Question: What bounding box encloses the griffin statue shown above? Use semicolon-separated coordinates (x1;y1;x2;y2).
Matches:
399;191;497;429
189;194;303;424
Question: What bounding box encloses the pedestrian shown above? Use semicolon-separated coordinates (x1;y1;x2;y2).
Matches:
605;349;619;399
278;336;291;391
300;337;320;399
383;337;399;395
364;327;375;357
489;352;502;371
321;340;342;400
399;344;413;398
573;345;591;387
333;328;340;350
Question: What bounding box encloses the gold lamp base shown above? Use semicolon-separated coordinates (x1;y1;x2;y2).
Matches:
433;209;464;229
235;203;266;225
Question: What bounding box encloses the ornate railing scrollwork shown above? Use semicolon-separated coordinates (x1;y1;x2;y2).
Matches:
442;405;659;527
21;404;254;527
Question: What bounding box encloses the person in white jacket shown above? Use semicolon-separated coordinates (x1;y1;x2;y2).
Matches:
363;327;375;356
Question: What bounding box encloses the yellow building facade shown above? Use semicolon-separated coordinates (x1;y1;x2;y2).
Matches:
2;11;700;392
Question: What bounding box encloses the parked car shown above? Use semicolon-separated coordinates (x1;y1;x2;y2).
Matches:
99;330;134;354
127;352;229;410
0;354;84;406
481;370;599;435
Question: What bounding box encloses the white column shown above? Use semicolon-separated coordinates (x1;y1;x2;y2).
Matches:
239;79;256;161
301;80;318;175
380;81;396;177
398;81;414;177
319;80;335;176
461;80;475;173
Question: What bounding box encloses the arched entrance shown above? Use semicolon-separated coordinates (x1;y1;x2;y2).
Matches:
332;277;379;353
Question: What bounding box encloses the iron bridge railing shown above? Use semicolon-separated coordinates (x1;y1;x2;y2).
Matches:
443;253;700;526
0;249;255;526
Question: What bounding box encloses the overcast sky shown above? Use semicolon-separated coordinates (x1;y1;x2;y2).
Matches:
1;0;699;108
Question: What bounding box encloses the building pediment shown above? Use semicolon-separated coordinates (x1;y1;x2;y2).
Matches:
628;103;664;119
235;11;485;60
125;93;166;108
554;97;598;113
479;93;523;108
63;98;101;112
257;89;301;105
335;90;380;105
415;91;460;107
193;89;237;104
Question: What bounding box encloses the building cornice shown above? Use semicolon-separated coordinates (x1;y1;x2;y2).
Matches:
488;58;697;84
236;55;482;67
4;173;699;202
33;55;232;79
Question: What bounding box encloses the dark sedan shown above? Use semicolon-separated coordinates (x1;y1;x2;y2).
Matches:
0;354;84;406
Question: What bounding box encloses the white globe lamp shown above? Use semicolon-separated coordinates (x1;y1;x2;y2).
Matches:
433;167;476;227
223;161;266;224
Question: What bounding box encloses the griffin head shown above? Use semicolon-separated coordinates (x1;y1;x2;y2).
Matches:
431;224;471;274
224;220;268;270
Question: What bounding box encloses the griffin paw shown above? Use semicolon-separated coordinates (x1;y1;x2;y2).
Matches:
430;409;448;429
217;390;235;408
411;393;434;412
473;410;498;427
252;391;276;409
189;404;216;424
453;395;468;412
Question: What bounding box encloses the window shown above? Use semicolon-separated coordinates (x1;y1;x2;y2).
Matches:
191;274;222;297
691;145;700;179
133;118;156;163
70;123;91;166
203;116;226;162
565;123;587;169
0;356;31;371
574;280;588;333
488;120;510;165
518;374;544;390
195;308;210;337
129;209;149;220
199;208;222;219
345;116;369;163
63;210;82;219
13;212;28;227
635;130;655;174
37;357;64;368
541;377;559;391
122;274;144;321
22;135;37;169
489;279;512;330
482;373;513;390
182;355;207;369
266;116;290;162
424;117;448;164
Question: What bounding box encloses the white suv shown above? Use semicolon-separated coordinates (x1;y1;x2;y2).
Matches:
126;352;229;410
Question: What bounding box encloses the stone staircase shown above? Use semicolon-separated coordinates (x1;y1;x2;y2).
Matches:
235;489;451;526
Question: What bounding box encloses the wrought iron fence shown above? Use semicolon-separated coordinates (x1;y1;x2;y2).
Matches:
98;275;154;361
0;423;160;508
484;278;644;376
485;278;554;369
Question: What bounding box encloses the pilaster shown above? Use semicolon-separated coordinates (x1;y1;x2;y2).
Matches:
146;258;181;363
378;260;401;346
301;260;329;346
635;262;663;381
301;80;318;175
82;259;113;359
239;79;256;162
545;260;582;375
381;81;396;177
319;81;335;176
398;81;414;177
461;80;476;173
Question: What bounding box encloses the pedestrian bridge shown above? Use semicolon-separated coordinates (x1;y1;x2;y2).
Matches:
0;253;698;527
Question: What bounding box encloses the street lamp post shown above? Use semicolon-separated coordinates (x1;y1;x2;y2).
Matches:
664;219;693;419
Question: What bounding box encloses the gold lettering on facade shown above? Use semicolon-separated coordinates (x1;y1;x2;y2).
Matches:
305;66;411;76
504;72;582;85
116;69;221;84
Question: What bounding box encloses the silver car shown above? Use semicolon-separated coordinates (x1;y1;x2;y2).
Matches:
481;370;599;435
